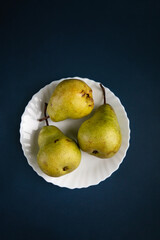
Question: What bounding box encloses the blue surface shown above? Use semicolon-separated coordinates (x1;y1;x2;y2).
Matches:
1;1;160;240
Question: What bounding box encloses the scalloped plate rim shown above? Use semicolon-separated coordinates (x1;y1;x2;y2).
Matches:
19;76;131;189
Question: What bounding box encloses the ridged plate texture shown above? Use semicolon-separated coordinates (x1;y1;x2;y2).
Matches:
20;77;130;189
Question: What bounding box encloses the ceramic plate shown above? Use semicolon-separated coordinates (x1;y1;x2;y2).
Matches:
20;77;130;189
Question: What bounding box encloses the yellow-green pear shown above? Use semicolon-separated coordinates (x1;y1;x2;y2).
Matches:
37;126;81;177
47;79;94;122
77;84;122;158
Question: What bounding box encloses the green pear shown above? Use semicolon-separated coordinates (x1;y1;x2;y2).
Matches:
37;126;81;177
77;84;122;158
47;79;94;122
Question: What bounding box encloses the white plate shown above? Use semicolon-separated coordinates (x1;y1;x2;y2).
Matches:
20;77;130;189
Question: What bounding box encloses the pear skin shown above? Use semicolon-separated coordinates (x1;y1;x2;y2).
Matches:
37;126;81;177
47;79;94;122
77;85;122;159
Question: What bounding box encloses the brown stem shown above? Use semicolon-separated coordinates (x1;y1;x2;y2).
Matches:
38;116;49;121
38;102;49;126
44;103;49;126
100;84;106;105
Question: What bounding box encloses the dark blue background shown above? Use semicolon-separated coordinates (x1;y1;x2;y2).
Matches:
1;1;160;239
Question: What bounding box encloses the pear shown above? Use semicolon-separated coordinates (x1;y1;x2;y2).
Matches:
77;84;122;158
46;79;94;122
37;126;81;177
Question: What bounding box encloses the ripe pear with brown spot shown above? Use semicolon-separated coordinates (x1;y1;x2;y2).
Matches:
77;84;122;158
37;126;81;177
47;79;94;122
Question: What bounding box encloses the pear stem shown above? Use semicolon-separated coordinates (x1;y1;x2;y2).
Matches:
44;103;49;126
100;84;106;104
38;103;50;124
38;115;49;122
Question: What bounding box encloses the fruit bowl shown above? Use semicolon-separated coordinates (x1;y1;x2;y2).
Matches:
20;77;130;189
